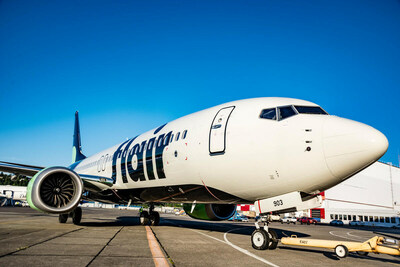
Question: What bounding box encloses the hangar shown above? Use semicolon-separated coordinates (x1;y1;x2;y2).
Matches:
239;162;400;227
313;161;400;226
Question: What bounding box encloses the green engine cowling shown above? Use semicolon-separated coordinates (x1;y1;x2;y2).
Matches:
27;167;83;213
183;203;236;221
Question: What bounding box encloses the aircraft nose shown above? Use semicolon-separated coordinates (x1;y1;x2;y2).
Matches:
323;117;388;179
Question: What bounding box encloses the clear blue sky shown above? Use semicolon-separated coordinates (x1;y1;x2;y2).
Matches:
0;0;399;167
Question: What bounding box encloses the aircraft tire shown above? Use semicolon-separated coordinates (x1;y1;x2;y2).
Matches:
72;207;82;225
149;212;160;226
140;211;149;225
251;229;269;250
59;214;68;223
267;229;278;250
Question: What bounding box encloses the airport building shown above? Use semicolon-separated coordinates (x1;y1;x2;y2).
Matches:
312;161;400;226
239;162;400;227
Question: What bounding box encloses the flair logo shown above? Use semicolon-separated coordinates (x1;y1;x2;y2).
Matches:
111;131;173;183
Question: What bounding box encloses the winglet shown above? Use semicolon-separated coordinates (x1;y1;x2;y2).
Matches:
72;111;86;163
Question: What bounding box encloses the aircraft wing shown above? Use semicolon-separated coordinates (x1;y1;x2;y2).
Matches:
0;161;44;177
0;161;113;192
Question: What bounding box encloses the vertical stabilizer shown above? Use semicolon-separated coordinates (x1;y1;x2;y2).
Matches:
72;111;86;163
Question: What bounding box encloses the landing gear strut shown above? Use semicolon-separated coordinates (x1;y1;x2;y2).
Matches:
139;204;160;226
58;207;82;225
251;215;278;250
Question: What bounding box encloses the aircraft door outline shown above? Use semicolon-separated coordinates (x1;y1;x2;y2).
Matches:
209;106;235;154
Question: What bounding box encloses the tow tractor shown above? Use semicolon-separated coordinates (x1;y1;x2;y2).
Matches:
280;233;400;258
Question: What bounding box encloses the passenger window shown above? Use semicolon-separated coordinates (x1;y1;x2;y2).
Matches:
170;134;174;143
344;215;347;220
294;106;328;115
278;106;297;121
182;130;187;139
385;217;390;223
330;214;334;219
176;132;180;141
391;217;396;223
260;108;277;120
335;214;338;219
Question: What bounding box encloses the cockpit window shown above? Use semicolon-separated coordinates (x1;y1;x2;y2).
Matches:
294;106;328;115
260;108;277;120
278;106;297;120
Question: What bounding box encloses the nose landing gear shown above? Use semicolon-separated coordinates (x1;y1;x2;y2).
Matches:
251;215;278;250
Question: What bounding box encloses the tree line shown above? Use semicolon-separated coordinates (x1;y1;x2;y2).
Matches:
0;172;29;186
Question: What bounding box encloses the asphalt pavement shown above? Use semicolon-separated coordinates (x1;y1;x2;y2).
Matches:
0;207;399;267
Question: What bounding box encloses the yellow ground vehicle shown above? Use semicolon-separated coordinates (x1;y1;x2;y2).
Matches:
281;235;400;258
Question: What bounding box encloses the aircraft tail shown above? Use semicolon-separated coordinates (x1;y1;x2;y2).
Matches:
72;111;86;163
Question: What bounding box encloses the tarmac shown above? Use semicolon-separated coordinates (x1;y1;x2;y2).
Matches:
0;207;399;267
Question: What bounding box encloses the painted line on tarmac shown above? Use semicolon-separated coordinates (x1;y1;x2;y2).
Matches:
224;228;280;267
166;219;279;267
192;228;279;267
329;231;360;241
145;226;170;267
346;231;367;240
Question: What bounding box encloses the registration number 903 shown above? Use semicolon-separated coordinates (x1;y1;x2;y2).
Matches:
273;199;283;207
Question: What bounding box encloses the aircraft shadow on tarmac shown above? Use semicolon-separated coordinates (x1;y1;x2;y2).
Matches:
79;215;310;239
159;217;312;239
79;216;140;227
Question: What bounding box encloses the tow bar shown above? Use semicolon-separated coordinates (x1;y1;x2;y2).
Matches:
280;234;400;258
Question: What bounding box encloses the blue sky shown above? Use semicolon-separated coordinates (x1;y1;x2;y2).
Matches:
0;0;399;167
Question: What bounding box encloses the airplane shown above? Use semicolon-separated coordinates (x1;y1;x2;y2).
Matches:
0;97;388;250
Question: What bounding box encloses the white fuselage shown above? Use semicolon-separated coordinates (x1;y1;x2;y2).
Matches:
71;97;388;203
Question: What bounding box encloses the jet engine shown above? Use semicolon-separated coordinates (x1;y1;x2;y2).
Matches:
27;167;83;214
183;203;236;221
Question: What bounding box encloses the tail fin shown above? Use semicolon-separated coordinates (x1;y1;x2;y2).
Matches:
72;111;86;163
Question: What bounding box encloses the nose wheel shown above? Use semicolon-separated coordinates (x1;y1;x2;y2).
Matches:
251;215;278;250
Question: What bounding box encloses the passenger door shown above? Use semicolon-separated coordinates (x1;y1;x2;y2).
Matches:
209;106;235;154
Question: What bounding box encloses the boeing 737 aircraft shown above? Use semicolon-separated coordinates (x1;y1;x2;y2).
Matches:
0;97;388;250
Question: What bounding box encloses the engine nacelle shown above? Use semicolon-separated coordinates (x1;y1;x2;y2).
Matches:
183;203;236;221
27;167;83;214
